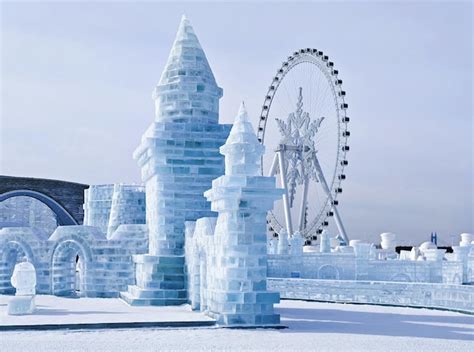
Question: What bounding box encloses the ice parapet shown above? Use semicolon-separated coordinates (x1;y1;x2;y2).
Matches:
267;232;474;286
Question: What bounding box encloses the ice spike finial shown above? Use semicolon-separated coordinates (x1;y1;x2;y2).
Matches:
152;16;223;123
221;102;264;176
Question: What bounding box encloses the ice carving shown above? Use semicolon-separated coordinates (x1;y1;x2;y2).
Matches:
0;16;473;317
83;184;114;234
7;261;36;315
199;102;284;325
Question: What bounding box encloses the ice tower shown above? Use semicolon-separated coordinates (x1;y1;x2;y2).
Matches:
204;103;283;325
121;16;231;305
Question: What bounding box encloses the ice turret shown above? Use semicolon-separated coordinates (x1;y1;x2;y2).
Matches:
152;15;222;124
204;103;284;326
220;102;264;176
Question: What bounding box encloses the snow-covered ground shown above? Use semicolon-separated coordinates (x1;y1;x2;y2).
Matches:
0;294;212;326
1;299;473;352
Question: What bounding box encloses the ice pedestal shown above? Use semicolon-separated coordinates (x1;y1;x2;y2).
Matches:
7;261;37;315
8;295;35;315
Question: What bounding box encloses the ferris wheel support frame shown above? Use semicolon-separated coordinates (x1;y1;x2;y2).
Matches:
312;154;349;245
268;143;349;245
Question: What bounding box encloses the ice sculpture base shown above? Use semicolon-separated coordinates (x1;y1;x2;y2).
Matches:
7;295;35;315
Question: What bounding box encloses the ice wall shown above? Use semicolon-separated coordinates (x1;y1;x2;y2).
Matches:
269;278;474;313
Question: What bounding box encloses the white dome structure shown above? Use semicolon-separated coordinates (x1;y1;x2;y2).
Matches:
419;241;437;253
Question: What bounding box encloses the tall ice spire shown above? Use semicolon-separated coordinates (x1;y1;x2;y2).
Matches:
152;15;223;124
123;16;232;307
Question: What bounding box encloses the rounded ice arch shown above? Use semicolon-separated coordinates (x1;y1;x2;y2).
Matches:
0;227;46;268
0;227;47;294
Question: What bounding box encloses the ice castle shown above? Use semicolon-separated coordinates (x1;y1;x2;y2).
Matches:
1;15;473;320
0;15;284;326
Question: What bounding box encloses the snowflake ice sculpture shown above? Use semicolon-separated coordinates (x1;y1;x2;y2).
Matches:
275;87;324;206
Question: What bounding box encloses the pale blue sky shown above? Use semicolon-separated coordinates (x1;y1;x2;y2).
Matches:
1;1;472;244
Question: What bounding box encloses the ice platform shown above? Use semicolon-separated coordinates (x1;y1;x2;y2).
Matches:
0;294;215;331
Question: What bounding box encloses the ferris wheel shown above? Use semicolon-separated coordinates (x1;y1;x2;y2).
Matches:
257;48;350;245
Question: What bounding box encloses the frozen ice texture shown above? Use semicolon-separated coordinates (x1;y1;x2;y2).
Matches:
11;261;36;295
83;184;114;234
152;14;223;124
121;15;231;306
83;183;146;239
1;15;473;320
8;261;36;315
185;102;284;325
277;229;289;255
319;230;331;253
0;196;57;234
268;232;474;286
107;184;146;239
290;231;304;256
7;295;35;315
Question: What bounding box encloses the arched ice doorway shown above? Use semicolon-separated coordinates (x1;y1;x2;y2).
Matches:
51;240;89;297
318;264;340;280
0;241;35;294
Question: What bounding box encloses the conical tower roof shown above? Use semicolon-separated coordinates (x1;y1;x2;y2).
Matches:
225;102;261;145
221;102;264;176
152;15;223;124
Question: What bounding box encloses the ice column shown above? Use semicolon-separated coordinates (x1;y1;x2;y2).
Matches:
277;229;289;255
83;185;114;234
204;103;283;325
121;16;230;306
320;230;331;253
